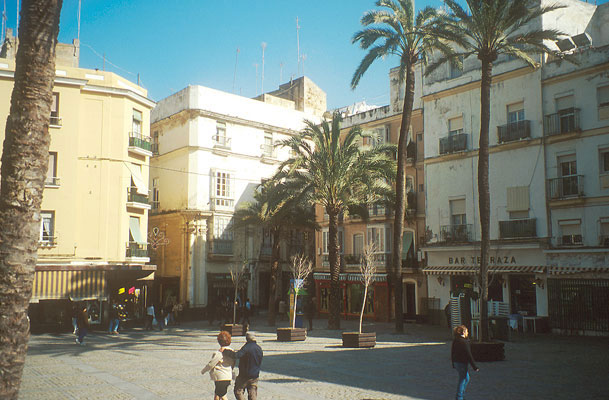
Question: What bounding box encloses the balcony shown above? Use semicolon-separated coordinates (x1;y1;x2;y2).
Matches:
213;135;231;150
128;132;152;156
406;191;417;215
44;176;60;187
440;224;473;243
499;218;537;239
497;120;531;143
259;244;272;258
599;235;609;247
151;143;159;155
406;141;417;161
209;239;233;256
126;241;148;258
556;234;583;247
39;235;57;247
127;187;150;209
368;204;390;217
544;108;580;136
548;175;584;199
439;133;467;155
49;115;62;127
151;201;160;210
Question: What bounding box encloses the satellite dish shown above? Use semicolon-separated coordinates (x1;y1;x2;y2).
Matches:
556;38;575;52
571;33;592;48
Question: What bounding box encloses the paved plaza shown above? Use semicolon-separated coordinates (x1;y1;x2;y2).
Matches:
19;316;609;399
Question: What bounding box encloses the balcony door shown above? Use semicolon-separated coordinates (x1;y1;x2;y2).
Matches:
558;155;578;196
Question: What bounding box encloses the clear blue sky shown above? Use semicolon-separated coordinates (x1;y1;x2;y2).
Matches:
3;0;607;109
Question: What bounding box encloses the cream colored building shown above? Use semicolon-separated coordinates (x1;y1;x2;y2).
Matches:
0;31;155;329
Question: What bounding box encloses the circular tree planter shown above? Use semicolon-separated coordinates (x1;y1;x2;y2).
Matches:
277;327;306;341
471;341;505;362
342;332;376;348
222;323;246;336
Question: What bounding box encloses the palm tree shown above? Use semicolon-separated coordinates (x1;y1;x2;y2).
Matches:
427;0;564;341
275;113;395;329
0;0;63;397
351;0;453;333
233;180;317;326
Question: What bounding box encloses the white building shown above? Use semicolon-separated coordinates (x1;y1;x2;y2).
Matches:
149;79;324;311
421;0;609;335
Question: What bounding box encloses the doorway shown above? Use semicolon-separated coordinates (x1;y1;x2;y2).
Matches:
404;282;416;319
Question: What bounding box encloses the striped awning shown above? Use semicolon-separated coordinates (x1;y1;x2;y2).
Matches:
313;273;388;282
422;265;546;275
31;270;107;302
549;266;609;275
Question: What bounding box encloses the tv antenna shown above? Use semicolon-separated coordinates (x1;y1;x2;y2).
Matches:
1;0;6;43
261;42;267;94
296;16;300;76
77;0;81;41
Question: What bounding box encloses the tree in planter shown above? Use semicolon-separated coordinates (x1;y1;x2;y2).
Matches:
288;255;314;329
233;180;317;326
351;0;454;333
274;112;395;330
229;261;249;327
427;0;565;341
358;244;377;334
0;1;63;397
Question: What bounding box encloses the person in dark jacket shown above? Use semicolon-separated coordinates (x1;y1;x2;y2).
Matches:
451;325;480;400
304;297;316;331
223;332;263;400
76;305;89;345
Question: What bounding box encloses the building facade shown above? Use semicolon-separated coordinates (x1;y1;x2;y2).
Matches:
421;0;609;335
149;79;323;312
0;31;156;330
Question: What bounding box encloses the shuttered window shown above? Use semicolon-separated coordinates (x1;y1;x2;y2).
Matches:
506;186;529;212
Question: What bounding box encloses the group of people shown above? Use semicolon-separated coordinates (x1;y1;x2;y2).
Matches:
144;302;182;331
208;297;252;329
201;331;263;400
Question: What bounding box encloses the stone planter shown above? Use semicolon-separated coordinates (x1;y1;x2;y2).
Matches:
221;323;246;336
277;327;306;341
471;341;505;362
342;332;376;348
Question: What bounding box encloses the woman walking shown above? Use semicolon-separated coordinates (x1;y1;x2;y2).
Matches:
451;325;480;400
201;331;235;400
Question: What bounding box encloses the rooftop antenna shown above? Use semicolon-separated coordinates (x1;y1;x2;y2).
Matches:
232;47;240;93
15;0;18;39
261;42;267;94
1;0;6;43
296;16;300;76
253;63;259;96
77;0;81;41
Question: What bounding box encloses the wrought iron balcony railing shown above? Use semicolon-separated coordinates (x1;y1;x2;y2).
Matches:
126;241;148;257
599;235;609;247
544;108;580;136
556;235;583;246
129;132;152;152
210;239;233;255
548;175;584;199
45;176;61;186
127;187;149;204
499;218;537;239
440;224;473;242
439;133;467;155
50;115;62;127
497;120;531;143
213;135;231;149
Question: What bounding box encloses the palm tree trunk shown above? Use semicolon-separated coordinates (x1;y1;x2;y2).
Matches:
0;1;62;397
478;59;492;342
327;208;341;329
267;228;281;326
392;61;415;333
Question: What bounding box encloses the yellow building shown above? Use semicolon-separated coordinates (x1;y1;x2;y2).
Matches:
0;31;155;330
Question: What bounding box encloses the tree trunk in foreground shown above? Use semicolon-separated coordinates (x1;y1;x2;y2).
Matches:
327;208;341;329
0;1;63;398
267;229;281;326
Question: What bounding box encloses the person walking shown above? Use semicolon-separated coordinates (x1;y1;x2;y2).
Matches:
76;305;89;345
224;332;263;400
304;297;316;331
71;303;79;334
201;331;235;400
108;302;120;334
145;304;155;330
451;325;480;400
241;298;251;329
156;305;166;331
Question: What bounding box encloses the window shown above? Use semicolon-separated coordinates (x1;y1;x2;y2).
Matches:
598;85;609;120
363;126;389;147
559;220;582;245
417;133;423;142
128;216;143;243
450;199;466;226
353;233;364;256
132;109;142;137
406;176;415;193
46;152;58;186
40;211;54;244
556;95;576;133
367;225;391;253
448;117;463;136
449;56;464;79
599;219;609;246
152;130;159;154
214;121;230;148
419;183;424;192
322;229;344;254
558;155;579;196
50;93;60;126
507;102;525;124
213;216;233;240
599;149;609;190
213;170;234;208
506;186;529;213
152;178;159;209
262;132;274;157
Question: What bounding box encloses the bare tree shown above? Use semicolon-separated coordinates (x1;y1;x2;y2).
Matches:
0;1;63;397
358;244;377;334
229;261;248;325
288;255;313;329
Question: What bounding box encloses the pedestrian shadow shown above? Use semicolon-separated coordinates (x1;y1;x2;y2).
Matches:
262;377;307;384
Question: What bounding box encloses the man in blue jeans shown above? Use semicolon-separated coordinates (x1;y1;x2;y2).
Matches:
451;325;479;400
223;332;263;400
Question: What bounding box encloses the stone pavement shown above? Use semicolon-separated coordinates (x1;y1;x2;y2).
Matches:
19;316;609;399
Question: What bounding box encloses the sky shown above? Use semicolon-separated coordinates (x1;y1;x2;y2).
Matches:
3;0;608;109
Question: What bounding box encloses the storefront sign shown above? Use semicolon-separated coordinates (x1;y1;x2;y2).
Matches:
448;255;517;265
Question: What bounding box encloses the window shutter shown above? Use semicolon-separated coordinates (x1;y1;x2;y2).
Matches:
450;198;466;215
598;86;609;106
506;186;530;212
507;102;524;113
449;117;463;132
556;95;574;112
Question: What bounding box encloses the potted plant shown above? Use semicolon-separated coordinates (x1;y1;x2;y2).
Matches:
277;255;312;341
343;245;376;348
222;261;248;336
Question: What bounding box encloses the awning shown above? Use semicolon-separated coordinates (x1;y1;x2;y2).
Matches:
125;162;148;195
313;272;388;282
402;231;413;258
31;270;107;302
422;265;546;275
549;266;609;275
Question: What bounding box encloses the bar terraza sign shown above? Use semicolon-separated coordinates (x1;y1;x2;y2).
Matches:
448;255;517;265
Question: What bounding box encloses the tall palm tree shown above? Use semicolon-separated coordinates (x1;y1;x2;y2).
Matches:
427;0;564;341
275;113;395;329
233;180;317;326
351;0;453;333
0;0;63;397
